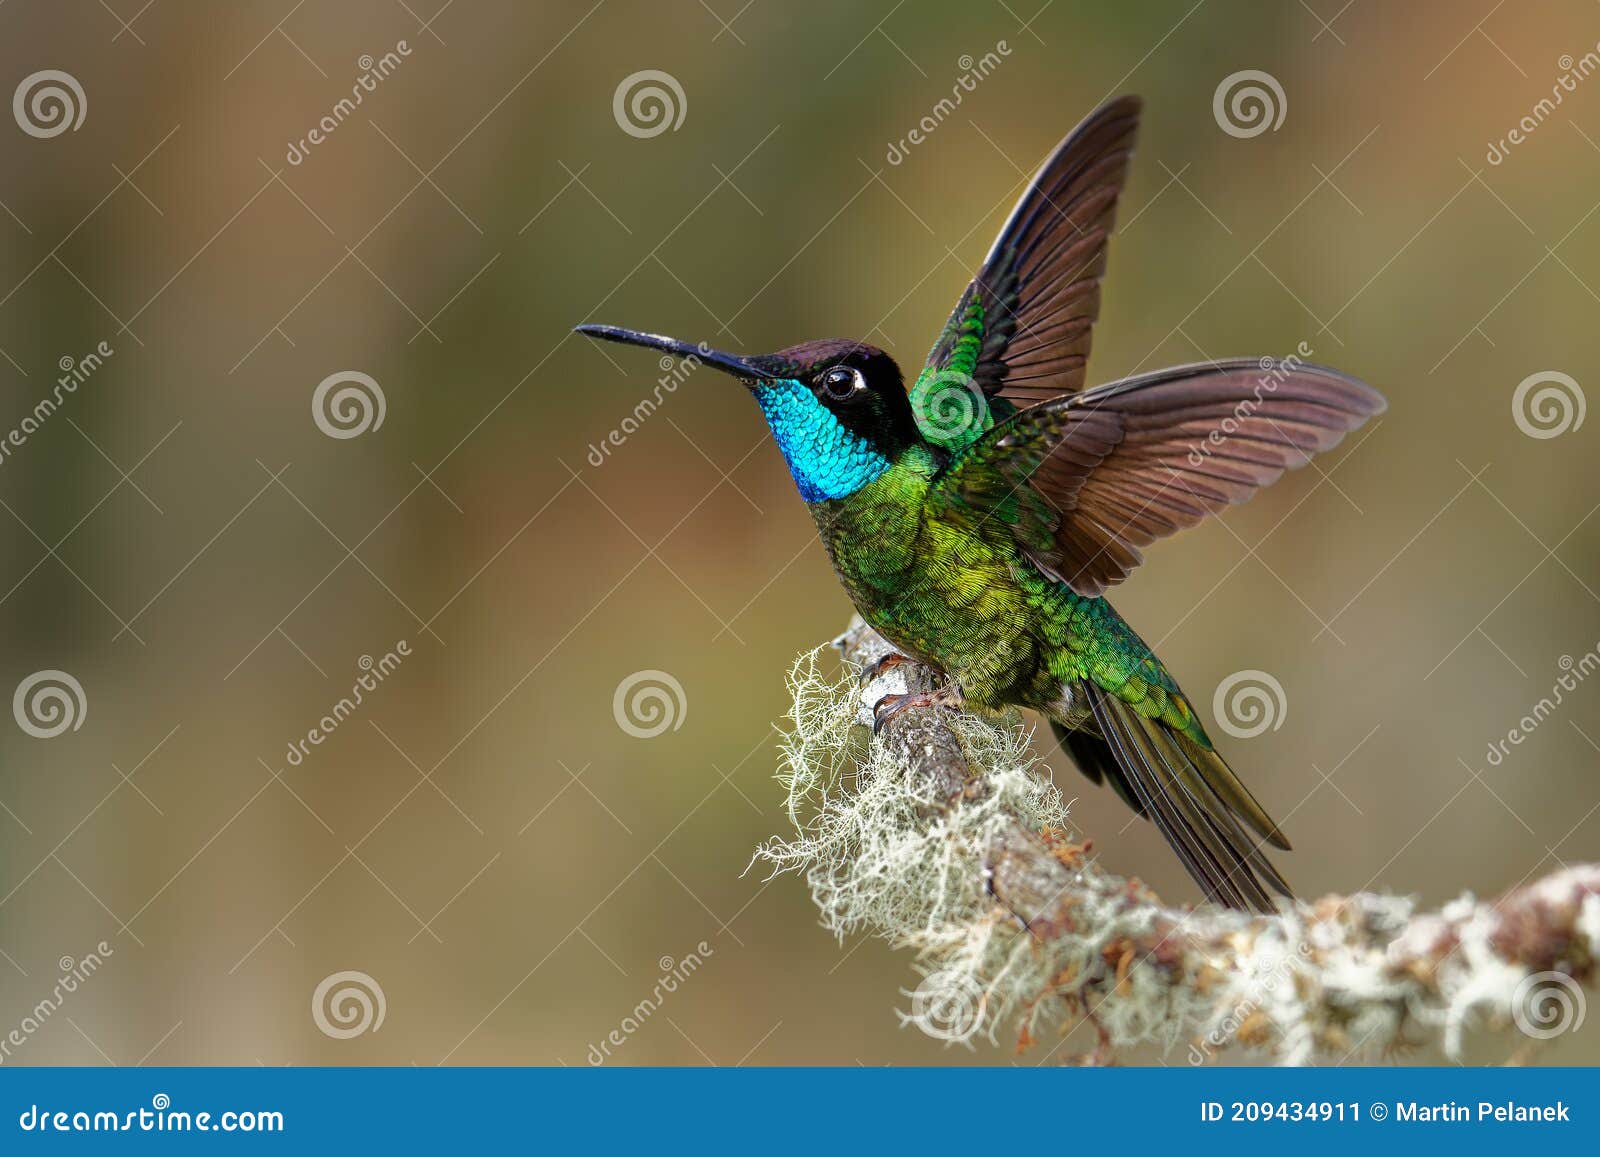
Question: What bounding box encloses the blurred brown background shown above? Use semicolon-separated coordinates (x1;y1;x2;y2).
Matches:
0;0;1596;1066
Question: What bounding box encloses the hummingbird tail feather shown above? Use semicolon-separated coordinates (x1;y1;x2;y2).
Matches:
1076;684;1293;913
1050;720;1146;818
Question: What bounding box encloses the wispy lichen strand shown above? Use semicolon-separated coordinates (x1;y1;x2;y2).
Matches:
752;620;1600;1064
753;644;1067;1044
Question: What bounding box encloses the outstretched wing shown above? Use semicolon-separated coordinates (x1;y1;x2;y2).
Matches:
928;360;1387;597
918;95;1142;439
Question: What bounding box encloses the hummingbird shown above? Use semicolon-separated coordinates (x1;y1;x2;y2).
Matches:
577;96;1384;911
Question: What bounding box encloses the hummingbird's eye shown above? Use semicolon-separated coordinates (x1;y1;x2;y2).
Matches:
819;366;865;401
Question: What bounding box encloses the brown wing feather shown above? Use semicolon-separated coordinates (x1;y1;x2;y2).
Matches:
965;360;1387;597
923;96;1142;408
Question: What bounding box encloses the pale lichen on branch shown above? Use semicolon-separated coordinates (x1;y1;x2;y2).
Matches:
752;617;1599;1064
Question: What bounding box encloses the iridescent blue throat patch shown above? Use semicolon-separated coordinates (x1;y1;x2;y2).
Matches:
754;379;889;502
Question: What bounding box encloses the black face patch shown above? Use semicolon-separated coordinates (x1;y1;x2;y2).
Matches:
747;340;919;458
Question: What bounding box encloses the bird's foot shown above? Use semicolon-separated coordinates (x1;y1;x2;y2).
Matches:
858;651;912;686
871;685;964;736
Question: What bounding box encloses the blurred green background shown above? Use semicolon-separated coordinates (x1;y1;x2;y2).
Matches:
0;0;1596;1065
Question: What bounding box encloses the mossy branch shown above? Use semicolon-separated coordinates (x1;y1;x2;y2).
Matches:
751;617;1598;1064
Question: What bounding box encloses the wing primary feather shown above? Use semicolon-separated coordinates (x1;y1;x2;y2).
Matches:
928;358;1387;596
919;96;1143;416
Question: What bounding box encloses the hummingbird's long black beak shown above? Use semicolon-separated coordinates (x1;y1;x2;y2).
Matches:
573;324;768;381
